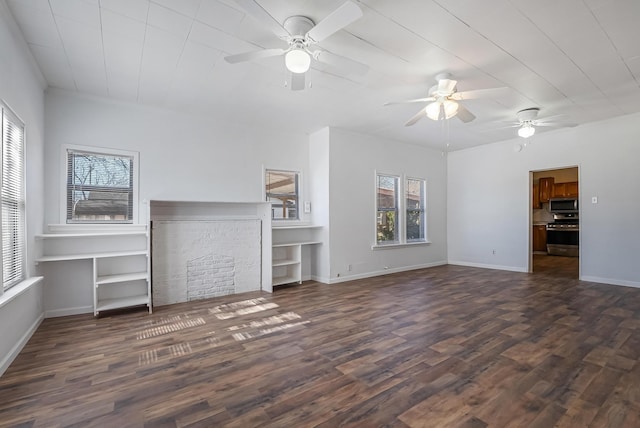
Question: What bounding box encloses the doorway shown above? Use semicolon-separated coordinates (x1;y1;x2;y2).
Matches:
529;167;580;278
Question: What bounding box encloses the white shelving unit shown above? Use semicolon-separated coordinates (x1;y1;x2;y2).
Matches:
36;225;151;316
271;225;322;287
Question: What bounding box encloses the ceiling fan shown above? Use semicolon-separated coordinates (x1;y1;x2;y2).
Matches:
508;108;577;138
385;73;506;126
224;0;369;90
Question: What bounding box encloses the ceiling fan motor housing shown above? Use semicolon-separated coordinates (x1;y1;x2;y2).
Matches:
283;16;315;39
517;107;540;123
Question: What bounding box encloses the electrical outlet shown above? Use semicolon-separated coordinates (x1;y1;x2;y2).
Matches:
592;196;598;204
492;249;496;255
347;264;352;271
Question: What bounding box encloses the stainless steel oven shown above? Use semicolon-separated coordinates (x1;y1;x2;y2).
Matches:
546;213;579;257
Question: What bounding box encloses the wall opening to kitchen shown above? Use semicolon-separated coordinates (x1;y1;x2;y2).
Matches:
529;166;580;278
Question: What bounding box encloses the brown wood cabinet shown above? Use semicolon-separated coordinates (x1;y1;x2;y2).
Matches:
554;181;579;198
533;225;547;252
539;177;555;203
532;183;540;208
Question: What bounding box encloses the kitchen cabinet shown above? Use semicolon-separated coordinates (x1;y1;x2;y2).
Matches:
538;177;555;203
554;181;579;198
533;225;547;253
532;183;540;209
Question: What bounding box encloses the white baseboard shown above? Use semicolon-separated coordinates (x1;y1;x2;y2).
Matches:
0;313;43;377
45;305;93;318
325;261;448;284
581;276;640;289
447;260;528;273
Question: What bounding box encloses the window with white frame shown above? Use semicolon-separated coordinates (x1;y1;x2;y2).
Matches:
406;178;426;242
265;169;299;220
376;174;399;244
1;104;26;290
66;147;137;223
376;173;427;245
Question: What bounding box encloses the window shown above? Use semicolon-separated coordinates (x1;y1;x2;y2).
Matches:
406;178;426;242
376;174;399;244
265;169;299;220
66;148;136;223
1;104;26;290
375;173;427;246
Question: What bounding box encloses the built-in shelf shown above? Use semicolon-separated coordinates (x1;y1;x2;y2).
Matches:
36;231;147;239
95;295;149;312
96;272;148;285
271;225;322;288
272;224;323;230
272;258;299;267
272;241;322;248
272;275;300;286
36;250;148;263
37;225;151;316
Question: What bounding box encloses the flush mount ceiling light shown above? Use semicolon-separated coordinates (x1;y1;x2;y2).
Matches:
285;48;311;73
425;98;459;121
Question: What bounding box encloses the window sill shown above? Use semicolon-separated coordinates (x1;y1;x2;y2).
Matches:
371;241;431;250
0;276;44;309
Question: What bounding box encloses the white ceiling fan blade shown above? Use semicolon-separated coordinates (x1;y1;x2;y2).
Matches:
290;72;305;91
452;86;508;100
455;103;476;123
305;1;363;43
232;0;290;39
535;121;578;128
405;106;428;126
224;48;286;64
384;97;435;106
313;50;369;76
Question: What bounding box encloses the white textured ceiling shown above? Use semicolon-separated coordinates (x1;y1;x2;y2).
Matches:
7;0;640;150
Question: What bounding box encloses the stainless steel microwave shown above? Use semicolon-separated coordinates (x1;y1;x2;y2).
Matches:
549;197;579;213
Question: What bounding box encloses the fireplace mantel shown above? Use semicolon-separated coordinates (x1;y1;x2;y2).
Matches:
148;200;273;295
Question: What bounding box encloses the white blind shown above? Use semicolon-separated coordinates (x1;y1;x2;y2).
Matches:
1;105;26;289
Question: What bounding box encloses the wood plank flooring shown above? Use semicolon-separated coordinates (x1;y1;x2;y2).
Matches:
2;261;640;427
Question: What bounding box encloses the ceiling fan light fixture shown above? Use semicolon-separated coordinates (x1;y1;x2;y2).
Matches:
285;49;311;73
425;99;459;121
518;123;535;138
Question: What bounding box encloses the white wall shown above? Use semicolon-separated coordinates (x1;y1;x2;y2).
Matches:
448;113;640;287
309;127;331;281
0;1;46;375
42;89;310;316
321;128;448;283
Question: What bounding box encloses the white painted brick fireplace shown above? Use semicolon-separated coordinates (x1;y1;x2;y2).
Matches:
149;201;273;306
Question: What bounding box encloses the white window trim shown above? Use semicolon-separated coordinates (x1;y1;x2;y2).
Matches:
1;101;27;292
60;144;140;225
374;172;401;245
263;165;303;224
373;171;429;249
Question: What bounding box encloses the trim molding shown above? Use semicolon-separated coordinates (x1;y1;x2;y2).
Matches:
0;313;43;377
447;261;528;273
581;276;640;289
327;261;447;284
45;306;93;318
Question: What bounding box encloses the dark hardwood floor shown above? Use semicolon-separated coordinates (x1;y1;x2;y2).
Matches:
2;263;639;427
